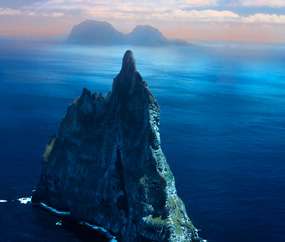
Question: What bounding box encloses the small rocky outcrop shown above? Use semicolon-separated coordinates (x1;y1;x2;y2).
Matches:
33;51;203;242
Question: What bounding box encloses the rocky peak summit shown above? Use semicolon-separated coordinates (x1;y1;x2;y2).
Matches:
121;50;136;74
33;51;204;242
112;50;139;97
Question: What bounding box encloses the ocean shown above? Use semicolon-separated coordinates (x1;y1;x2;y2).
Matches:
0;40;284;242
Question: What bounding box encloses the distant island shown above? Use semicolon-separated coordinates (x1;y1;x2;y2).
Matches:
67;20;189;46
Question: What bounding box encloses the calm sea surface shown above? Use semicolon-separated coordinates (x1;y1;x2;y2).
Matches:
0;40;284;242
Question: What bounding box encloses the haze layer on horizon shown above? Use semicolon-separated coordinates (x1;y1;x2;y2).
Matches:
1;0;285;44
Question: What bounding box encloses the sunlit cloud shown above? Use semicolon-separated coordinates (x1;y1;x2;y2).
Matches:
29;0;218;11
239;0;285;8
153;9;240;22
243;13;285;24
183;0;218;6
1;0;285;42
23;0;285;24
0;7;64;17
0;8;21;16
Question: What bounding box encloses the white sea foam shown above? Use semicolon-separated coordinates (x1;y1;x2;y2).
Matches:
39;203;116;241
18;197;32;204
0;200;8;203
55;220;62;226
80;221;108;233
40;202;71;216
80;221;117;242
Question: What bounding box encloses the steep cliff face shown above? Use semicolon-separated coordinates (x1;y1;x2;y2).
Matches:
33;51;203;242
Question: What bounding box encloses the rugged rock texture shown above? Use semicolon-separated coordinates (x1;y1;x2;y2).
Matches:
33;51;202;242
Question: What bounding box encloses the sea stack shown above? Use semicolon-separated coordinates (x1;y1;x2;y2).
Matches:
33;51;203;242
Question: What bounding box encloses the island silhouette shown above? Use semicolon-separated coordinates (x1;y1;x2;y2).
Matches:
68;20;189;46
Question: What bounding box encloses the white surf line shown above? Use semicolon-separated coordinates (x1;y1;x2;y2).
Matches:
40;202;71;216
0;199;8;203
80;222;117;242
40;203;116;241
17;197;32;204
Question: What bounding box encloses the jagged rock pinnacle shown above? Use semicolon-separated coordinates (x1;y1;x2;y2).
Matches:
121;50;136;75
112;50;144;98
32;51;204;242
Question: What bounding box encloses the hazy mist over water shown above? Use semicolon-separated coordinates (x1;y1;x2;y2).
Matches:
0;40;285;242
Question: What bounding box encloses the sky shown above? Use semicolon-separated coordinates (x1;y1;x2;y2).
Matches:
1;0;285;43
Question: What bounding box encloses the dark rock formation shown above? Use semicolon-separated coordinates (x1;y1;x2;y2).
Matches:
33;50;203;242
67;20;189;46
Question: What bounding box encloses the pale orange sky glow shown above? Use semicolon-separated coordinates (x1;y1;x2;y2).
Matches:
1;0;285;43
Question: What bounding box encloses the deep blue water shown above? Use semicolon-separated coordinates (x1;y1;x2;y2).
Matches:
0;40;285;242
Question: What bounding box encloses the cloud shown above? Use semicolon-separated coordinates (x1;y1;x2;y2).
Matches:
2;0;285;25
1;0;285;42
239;0;285;8
0;7;64;17
28;0;219;15
0;8;21;16
26;0;238;22
85;6;285;25
153;9;240;22
183;0;218;6
243;13;285;24
152;9;285;24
